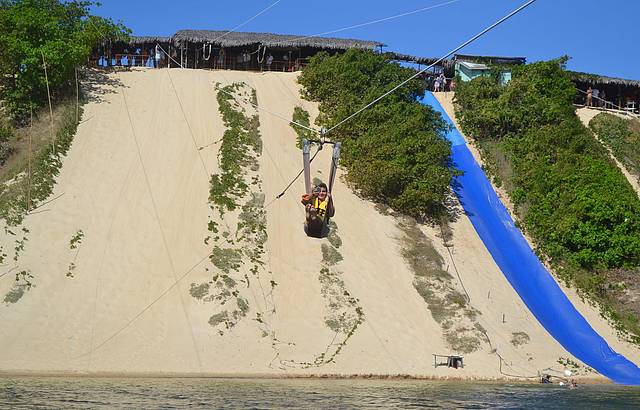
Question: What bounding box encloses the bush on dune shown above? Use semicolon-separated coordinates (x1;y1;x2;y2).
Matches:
298;49;456;220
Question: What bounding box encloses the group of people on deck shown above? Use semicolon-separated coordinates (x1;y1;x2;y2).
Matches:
431;73;456;93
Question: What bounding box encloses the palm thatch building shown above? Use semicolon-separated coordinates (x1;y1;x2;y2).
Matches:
95;29;383;71
569;71;640;113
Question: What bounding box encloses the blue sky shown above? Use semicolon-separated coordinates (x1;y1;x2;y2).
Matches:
92;0;639;80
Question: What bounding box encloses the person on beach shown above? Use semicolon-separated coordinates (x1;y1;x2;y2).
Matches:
301;182;335;237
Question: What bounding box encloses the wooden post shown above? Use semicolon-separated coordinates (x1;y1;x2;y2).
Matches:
42;50;55;155
27;105;33;211
75;67;79;123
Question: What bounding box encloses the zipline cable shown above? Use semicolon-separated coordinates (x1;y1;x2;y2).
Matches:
324;0;538;136
211;0;283;43
216;86;320;134
273;143;323;201
115;89;203;370
280;0;464;46
78;252;211;359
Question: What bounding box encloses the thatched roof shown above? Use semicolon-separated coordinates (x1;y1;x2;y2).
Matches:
172;29;382;50
129;36;172;45
568;71;640;88
385;53;455;70
454;54;526;65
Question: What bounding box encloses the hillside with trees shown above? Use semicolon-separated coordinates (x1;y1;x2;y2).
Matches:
454;59;640;342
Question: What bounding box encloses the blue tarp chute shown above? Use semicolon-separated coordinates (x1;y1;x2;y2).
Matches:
420;91;640;385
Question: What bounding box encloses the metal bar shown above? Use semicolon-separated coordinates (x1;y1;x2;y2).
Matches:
328;142;341;193
303;139;311;195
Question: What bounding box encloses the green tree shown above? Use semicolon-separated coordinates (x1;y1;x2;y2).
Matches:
455;58;640;269
298;49;456;219
0;0;129;119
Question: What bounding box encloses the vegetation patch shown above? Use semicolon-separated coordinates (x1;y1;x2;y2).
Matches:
589;113;640;180
398;216;485;353
0;0;128;119
189;282;210;300
3;269;33;304
290;106;313;148
209;83;262;214
510;331;530;347
455;59;640;343
279;224;364;369
190;82;277;338
321;243;342;266
1;102;81;227
298;49;457;220
65;229;84;278
326;220;342;248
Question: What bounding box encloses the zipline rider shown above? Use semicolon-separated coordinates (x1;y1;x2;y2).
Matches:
301;182;335;237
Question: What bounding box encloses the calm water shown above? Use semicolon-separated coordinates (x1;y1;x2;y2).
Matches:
1;377;639;409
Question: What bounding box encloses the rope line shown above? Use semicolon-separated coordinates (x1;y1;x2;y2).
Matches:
439;222;470;302
210;0;283;44
165;69;210;175
217;86;320;134
272;142;323;202
324;0;537;136
113;89;203;369
280;0;464;46
78;252;210;359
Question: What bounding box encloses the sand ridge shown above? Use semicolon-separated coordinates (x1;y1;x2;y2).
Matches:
0;69;635;380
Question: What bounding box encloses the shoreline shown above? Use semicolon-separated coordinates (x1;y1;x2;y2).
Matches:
0;370;611;385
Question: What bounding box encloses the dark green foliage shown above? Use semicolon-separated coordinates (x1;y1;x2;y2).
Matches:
298;49;456;219
589;113;640;179
455;59;640;270
0;120;15;165
0;0;129;119
290;106;313;148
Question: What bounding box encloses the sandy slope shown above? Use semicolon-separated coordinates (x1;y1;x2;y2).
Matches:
0;69;635;379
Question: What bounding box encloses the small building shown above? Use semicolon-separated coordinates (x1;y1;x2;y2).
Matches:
454;54;525;85
569;71;640;114
455;60;490;82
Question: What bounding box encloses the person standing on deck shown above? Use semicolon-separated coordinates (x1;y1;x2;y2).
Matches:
266;54;273;71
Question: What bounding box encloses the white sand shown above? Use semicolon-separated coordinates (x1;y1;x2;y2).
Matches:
0;70;636;380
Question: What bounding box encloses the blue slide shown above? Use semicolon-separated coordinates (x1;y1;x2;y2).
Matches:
421;92;640;385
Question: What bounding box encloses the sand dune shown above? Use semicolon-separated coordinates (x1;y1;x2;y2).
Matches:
0;69;635;380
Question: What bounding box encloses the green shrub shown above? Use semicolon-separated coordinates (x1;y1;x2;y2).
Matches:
0;1;129;119
0;120;15;165
290;106;313;148
298;49;456;220
455;59;640;270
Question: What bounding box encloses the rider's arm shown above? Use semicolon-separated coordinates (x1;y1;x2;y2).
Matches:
326;195;335;218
